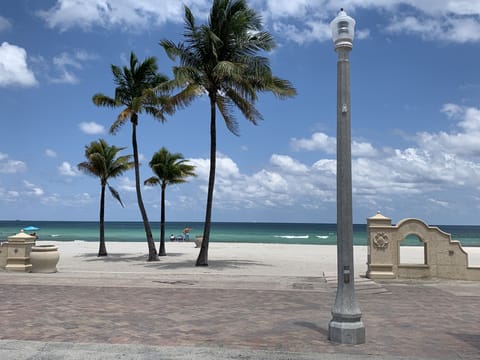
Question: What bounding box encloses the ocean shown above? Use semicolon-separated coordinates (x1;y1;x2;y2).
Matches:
1;220;480;247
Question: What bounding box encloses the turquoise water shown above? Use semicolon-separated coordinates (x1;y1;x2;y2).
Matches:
1;221;479;247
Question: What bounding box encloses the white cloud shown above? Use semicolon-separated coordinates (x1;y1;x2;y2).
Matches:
0;152;27;173
189;152;333;210
0;16;11;32
23;180;44;196
37;0;210;31
270;154;308;173
273;20;331;44
0;42;37;87
45;149;57;157
417;105;480;156
291;132;336;153
34;0;480;44
263;0;480;44
190;153;240;180
352;141;377;157
195;102;480;214
290;132;377;157
386;15;480;43
118;177;137;192
0;187;20;202
441;103;463;119
79;121;105;135
58;161;79;176
428;198;449;208
50;50;97;84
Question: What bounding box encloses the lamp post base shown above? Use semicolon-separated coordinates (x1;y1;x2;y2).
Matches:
328;318;365;344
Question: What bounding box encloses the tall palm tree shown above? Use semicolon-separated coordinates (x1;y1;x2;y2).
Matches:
92;52;172;261
160;0;297;265
77;139;133;257
144;147;196;256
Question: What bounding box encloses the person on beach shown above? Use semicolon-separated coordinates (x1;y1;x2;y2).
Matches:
170;234;175;242
183;226;190;241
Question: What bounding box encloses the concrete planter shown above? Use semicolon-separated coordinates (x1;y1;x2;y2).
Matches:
194;236;203;248
30;245;59;273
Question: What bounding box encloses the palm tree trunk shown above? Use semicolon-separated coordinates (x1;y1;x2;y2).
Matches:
131;118;159;261
98;183;107;256
159;184;167;256
196;94;217;266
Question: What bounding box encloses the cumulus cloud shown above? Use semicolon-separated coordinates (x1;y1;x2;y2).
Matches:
352;141;377;157
270;154;308;173
79;121;105;135
386;15;480;43
0;42;38;87
417;105;480;156
189;152;333;211
291;132;336;153
290;132;377;157
273;20;331;44
0;152;27;173
264;0;480;44
183;101;480;216
34;0;480;44
37;0;210;31
58;161;79;176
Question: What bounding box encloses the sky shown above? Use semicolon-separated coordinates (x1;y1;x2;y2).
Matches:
1;0;480;225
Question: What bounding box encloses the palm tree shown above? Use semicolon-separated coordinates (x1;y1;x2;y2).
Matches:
160;0;297;265
77;139;133;257
144;147;196;256
92;52;172;261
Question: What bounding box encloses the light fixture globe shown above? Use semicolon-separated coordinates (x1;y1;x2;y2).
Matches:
330;8;355;49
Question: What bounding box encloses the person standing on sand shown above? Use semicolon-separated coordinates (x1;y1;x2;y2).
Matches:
183;226;190;241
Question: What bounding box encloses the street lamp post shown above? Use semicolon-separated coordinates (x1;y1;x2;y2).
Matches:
328;8;366;345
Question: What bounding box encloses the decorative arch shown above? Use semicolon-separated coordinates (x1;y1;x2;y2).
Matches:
366;212;480;281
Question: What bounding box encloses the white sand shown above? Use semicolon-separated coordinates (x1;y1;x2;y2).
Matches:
41;240;480;278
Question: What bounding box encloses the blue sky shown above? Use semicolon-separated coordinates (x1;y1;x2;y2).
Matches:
1;0;480;224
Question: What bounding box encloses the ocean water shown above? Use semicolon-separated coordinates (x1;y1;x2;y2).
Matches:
0;221;479;247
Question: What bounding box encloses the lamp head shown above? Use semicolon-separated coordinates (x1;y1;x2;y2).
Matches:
330;8;355;49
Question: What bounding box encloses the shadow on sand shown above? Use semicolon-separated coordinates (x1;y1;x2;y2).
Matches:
74;252;271;271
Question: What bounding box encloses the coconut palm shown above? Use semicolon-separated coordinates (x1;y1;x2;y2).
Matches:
144;147;196;256
92;52;172;261
77;139;133;257
160;0;297;265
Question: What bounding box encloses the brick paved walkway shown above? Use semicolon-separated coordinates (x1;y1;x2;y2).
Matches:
0;273;479;359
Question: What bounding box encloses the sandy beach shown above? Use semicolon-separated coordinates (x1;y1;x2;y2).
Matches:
41;240;480;278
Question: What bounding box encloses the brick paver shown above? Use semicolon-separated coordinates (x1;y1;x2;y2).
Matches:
0;274;479;359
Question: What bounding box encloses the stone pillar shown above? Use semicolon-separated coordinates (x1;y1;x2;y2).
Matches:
366;212;395;279
5;230;36;272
